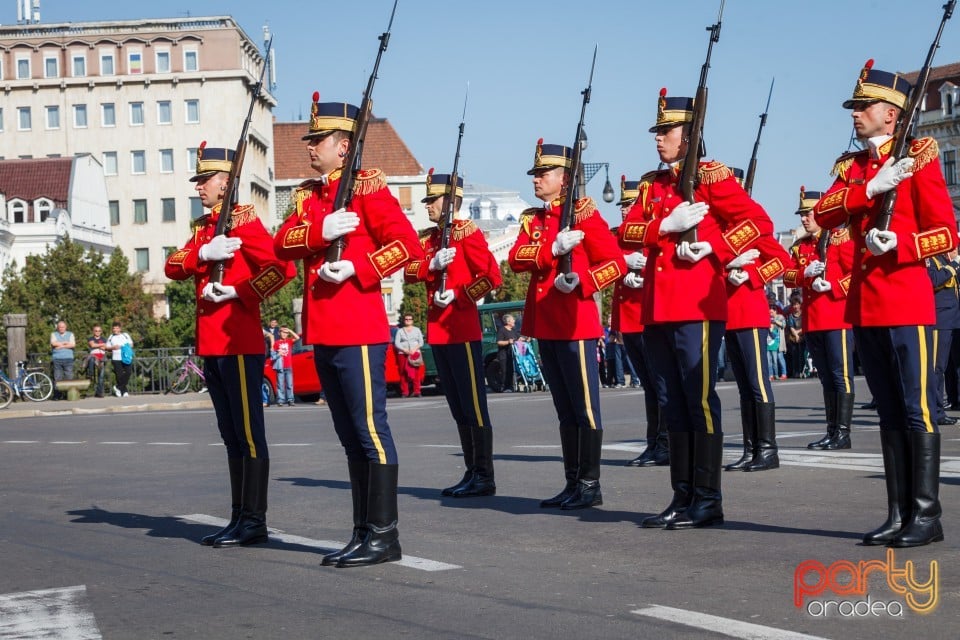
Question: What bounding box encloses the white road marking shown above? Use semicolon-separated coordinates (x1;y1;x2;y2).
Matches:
0;585;101;640
2;441;39;444
50;441;85;445
179;514;461;572
98;442;137;445
632;604;828;640
146;442;190;446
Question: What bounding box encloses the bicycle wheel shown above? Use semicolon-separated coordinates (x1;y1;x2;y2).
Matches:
0;380;13;409
22;371;53;402
169;367;193;394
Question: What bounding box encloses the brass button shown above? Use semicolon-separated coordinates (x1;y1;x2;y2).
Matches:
657;266;663;272
860;248;866;253
861;264;867;271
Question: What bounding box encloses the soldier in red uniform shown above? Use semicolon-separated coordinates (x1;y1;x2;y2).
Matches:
612;176;667;467
405;169;502;497
274;95;422;566
164;143;295;547
782;188;856;450
621;89;772;529
508;140;625;510
813;60;958;547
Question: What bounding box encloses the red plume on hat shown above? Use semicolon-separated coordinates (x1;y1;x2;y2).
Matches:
859;59;873;84
310;91;320;118
800;184;806;199
198;139;207;160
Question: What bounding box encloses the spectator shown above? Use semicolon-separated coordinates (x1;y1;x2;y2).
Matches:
266;318;281;344
604;317;625;388
86;324;108;397
272;326;300;407
262;329;275;406
785;298;805;377
495;314;519;392
105;321;133;397
394;314;424;397
50;320;76;400
767;307;787;380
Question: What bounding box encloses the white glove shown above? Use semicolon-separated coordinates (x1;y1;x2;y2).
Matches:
659;201;709;235
865;157;915;199
552;230;585;256
727;269;749;286
803;260;826;278
201;283;238;303
726;248;760;270
811;277;832;292
553;272;580;293
676;240;713;263
429;247;457;272
317;260;356;283
321;208;360;242
433;289;455;308
624;251;647;270
198;235;242;262
865;228;898;256
623;272;644;289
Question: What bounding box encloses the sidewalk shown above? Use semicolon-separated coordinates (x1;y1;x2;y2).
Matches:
0;390;214;420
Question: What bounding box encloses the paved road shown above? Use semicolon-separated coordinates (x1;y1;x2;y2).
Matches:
0;377;957;639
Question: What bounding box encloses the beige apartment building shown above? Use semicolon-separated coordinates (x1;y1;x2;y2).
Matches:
0;16;275;310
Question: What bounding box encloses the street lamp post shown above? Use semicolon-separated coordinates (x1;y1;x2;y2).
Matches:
576;129;616;203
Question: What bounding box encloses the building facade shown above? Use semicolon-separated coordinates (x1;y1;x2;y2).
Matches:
910;61;960;218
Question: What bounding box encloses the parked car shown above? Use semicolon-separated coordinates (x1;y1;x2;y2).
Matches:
476;300;538;391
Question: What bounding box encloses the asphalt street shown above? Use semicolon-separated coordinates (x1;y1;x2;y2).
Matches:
0;377;957;639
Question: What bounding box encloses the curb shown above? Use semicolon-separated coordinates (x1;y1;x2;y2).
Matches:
0;398;213;420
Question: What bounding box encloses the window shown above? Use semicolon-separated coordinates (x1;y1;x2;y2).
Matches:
109;200;120;226
184;49;198;72
946;92;955;117
130;102;144;126
17;107;31;131
187;147;198;169
156;50;170;73
135;248;149;272
35;198;53;222
72;53;86;77
162;198;176;222
103;151;118;176
133;199;148;224
44;56;58;78
944;150;957;186
128;51;143;75
398;186;412;211
0;58;3;81
101;103;116;127
159;149;174;173
185;99;199;124
45;106;60;130
16;56;30;79
9;200;26;223
73;104;88;128
157;101;172;125
190;197;204;219
131;150;146;174
0;108;4;132
100;50;115;75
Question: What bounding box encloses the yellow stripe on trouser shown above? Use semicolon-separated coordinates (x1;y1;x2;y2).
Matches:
752;328;768;403
841;330;851;394
238;355;257;458
361;345;387;463
701;321;715;435
918;327;934;433
577;340;597;430
465;343;484;428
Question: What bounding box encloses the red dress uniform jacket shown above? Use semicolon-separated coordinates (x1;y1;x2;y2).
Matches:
726;234;791;331
404;219;502;344
164;204;295;357
612;244;646;334
619;162;772;324
508;197;625;340
813;137;958;327
274;169;423;346
782;230;854;332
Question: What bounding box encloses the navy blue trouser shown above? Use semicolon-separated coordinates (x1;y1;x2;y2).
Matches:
623;331;661;419
806;329;854;394
537;339;602;432
933;328;953;419
725;327;774;403
205;354;268;459
433;341;492;430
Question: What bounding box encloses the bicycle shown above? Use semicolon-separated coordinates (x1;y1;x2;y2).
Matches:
167;355;207;395
0;360;54;404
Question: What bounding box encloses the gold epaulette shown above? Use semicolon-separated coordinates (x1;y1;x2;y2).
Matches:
418;234;431;247
573;197;597;224
519;208;539;236
452;219;478;242
296;178;324;191
228;204;257;230
908;137;940;173
353;168;387;195
830;150;863;180
789;242;801;258
830;227;851;245
639;169;664;184
698;160;733;185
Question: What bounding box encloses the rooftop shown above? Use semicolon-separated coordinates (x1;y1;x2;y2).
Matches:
0;156;73;205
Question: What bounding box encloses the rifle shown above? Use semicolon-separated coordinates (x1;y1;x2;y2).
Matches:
209;35;273;285
874;0;956;231
438;86;470;295
678;0;725;246
743;78;774;197
326;0;399;262
558;45;597;277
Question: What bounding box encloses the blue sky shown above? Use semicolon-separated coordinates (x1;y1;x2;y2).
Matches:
9;1;960;229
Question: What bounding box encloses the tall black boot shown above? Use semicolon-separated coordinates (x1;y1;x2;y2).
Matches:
337;463;402;567
201;457;243;545
667;432;724;529
561;429;603;510
454;426;496;497
322;458;369;566
744;402;779;472
863;430;910;545
540;427;580;507
890;431;944;548
650;415;670;466
724;399;756;471
627;397;663;466
825;392;854;450
808;390;837;449
214;457;269;547
641;432;693;528
441;424;475;496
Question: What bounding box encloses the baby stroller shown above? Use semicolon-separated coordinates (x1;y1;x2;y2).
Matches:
513;340;547;392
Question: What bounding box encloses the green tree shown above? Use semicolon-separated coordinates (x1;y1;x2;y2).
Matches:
487;260;529;303
259;262;304;330
398;280;428;331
